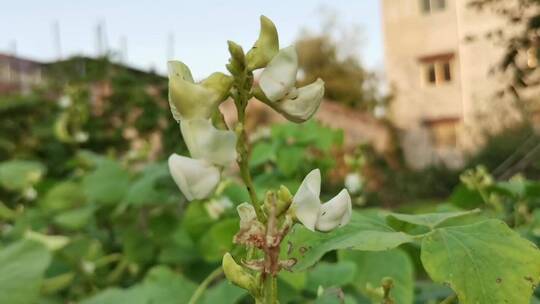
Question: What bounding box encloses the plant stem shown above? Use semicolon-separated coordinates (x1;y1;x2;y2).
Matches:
233;70;265;222
188;267;223;304
440;294;457;304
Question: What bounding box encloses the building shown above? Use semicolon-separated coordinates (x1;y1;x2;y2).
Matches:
0;54;44;95
381;0;525;169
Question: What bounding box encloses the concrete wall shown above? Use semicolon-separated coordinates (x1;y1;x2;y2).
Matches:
382;0;521;168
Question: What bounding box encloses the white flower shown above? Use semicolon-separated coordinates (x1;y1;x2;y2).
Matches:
291;169;352;232
168;154;220;201
259;46;298;101
180;118;237;167
277;79;324;123
258;46;325;123
167;62;237;201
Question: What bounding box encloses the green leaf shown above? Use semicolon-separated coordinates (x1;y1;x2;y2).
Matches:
250;142;276;167
339;249;414;304
83;160;130;205
41;272;75;295
449;184;483;209
305;261;356;293
200;280;246;304
124;164;170;206
421;219;540;304
0;160;45;191
80;266;197;304
313;288;346;304
40;181;85;211
276;146;304;177
182;202;215;240
159;226;199;264
53;205;95;230
197;218;239;262
283;210;415;271
386;209;480;230
0;240;52;304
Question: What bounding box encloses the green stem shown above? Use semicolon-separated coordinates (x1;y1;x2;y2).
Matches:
440;294;457;304
233;70;265;222
262;275;278;304
188;268;223;304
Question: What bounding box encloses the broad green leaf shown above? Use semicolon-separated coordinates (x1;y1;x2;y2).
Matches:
24;231;69;251
0;240;51;304
182;202;215;240
124;164;170;206
421;219;540;304
284;210;415;271
386;209;479;230
339;249;414;304
222;182;250;205
0;160;45;191
449;184;483;209
53;205;95;230
83;160;130;205
250;142;276;167
313;288;347;304
40;181;85;211
159;226;199;265
41;272;75;294
279;271;306;291
305;261;356;293
80;266;196;304
200;280;246;304
276;146;304;177
197;218;239;262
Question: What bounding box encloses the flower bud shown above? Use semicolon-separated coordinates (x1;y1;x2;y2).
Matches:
275;185;293;216
227;40;246;67
246;15;279;71
222;253;257;292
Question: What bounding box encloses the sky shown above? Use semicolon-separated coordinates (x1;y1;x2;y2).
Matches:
0;0;383;78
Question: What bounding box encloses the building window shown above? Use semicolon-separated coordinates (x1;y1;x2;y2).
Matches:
419;53;454;86
425;118;459;148
421;0;446;14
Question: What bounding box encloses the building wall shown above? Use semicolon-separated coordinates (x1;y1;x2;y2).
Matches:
382;0;520;168
0;54;43;95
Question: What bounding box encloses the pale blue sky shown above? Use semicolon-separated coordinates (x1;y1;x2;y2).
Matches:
0;0;383;78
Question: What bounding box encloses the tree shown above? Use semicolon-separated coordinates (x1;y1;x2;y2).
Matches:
469;0;540;113
295;20;385;110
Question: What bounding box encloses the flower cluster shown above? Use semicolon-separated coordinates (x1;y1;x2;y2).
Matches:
166;16;351;232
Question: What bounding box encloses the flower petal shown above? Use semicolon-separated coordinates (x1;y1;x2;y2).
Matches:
168;154;220;201
259;46;298;102
291;169;322;231
315;189;352;232
246;15;279;71
237;202;257;229
276;78;325;123
180;119;237;166
168;61;231;121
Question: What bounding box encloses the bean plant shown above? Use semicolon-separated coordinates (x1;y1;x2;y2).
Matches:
166;16;540;304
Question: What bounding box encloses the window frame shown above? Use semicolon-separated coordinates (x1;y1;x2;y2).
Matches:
419;53;455;86
420;0;446;14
